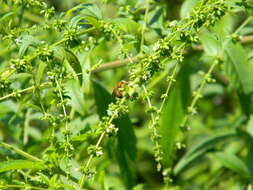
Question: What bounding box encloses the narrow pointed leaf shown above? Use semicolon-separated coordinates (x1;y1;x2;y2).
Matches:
54;47;83;84
210;152;249;178
65;79;86;115
93;81;136;190
35;61;46;86
225;41;253;94
174;133;236;175
0;160;44;173
160;65;190;168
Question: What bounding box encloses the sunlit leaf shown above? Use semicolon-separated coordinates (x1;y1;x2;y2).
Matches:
18;35;39;56
180;0;199;18
224;41;253;94
65;79;86;115
112;18;141;36
66;3;102;19
54;47;83;84
0;160;44;173
199;29;222;56
35;61;46;86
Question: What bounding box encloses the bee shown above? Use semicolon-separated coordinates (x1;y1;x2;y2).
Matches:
112;80;127;98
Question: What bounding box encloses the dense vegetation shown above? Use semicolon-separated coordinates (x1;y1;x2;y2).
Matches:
0;0;253;189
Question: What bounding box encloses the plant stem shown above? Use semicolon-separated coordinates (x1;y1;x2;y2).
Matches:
142;85;156;124
159;61;179;112
0;82;50;102
234;16;252;35
181;59;219;128
1;27;96;79
2;31;253;80
91;56;138;73
78;106;120;190
29;27;96;61
0;142;42;162
55;78;71;166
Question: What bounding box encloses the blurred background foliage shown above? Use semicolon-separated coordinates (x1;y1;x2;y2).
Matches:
0;0;253;190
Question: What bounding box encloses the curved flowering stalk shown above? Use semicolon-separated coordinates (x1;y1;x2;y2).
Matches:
143;60;180;171
78;97;128;189
76;0;231;188
181;60;219;129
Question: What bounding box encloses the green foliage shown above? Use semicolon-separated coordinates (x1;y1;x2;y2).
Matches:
0;160;44;173
225;40;253;94
160;64;190;170
0;0;253;189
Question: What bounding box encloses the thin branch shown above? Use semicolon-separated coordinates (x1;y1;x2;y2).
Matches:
91;56;138;73
1;34;253;103
91;35;253;73
1;27;96;79
0;82;50;102
240;35;253;44
0;142;42;162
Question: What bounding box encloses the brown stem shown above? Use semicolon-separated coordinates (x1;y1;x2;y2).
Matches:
240;35;253;44
92;35;253;73
91;56;138;73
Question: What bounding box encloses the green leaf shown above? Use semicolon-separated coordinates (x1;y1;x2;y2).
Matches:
247;141;253;181
93;80;112;116
35;61;46;86
209;152;249;178
0;12;14;23
59;158;82;180
210;14;234;38
224;41;253;94
180;0;199;18
93;81;136;190
83;16;100;27
18;35;39;56
246;115;253;137
114;115;137;190
80;3;102;19
148;7;164;27
0;160;44;173
70;132;92;142
174;133;236;175
65;79;86;115
69;15;86;27
9;73;32;81
237;91;251;118
236;128;253;181
98;170;106;190
133;184;146;190
54;47;83;84
66;3;102;19
64;49;82;83
199;29;222;57
160;64;191;169
187;133;236;157
0;100;18;115
112;18;141;36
